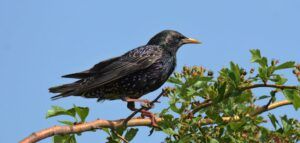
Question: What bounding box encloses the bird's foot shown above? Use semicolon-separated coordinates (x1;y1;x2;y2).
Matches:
140;109;158;127
141;100;153;108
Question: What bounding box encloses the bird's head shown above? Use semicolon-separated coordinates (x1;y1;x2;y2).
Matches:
147;30;201;53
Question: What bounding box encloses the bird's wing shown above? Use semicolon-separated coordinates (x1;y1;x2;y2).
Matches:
62;57;120;79
80;45;163;91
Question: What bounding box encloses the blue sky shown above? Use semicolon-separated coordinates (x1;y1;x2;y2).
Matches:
1;0;299;142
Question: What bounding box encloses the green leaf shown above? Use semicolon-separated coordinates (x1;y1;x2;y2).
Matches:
73;105;89;122
102;128;111;136
260;57;268;67
53;135;67;143
124;128;138;141
58;120;74;125
186;87;196;97
267;66;275;77
281;115;292;133
258;95;270;100
260;127;270;142
230;62;240;84
196;76;213;81
206;110;223;123
170;100;183;113
46;106;76;119
270;75;287;85
229;121;245;131
250;49;269;67
268;113;279;129
66;135;77;143
178;135;192;143
162;128;176;135
283;89;300;109
168;77;182;85
258;67;268;82
250;49;262;63
115;126;126;135
274;61;295;71
293;91;300;109
218;82;227;96
52;135;76;143
209;138;219;143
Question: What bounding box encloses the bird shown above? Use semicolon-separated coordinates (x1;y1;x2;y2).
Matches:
49;30;200;126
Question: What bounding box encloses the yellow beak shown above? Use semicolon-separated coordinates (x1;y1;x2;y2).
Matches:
182;38;201;44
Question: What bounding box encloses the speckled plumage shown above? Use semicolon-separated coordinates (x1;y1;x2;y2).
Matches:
49;30;199;104
80;45;175;101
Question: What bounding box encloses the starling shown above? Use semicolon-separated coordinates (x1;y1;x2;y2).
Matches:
49;30;200;125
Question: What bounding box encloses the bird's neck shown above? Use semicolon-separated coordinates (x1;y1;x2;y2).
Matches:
162;45;180;55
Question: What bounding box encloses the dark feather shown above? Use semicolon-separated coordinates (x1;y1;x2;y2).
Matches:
78;45;164;92
62;57;120;79
49;82;80;99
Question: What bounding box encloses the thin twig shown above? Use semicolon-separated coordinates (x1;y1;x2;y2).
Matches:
191;99;212;114
240;84;298;91
111;129;129;143
191;84;297;115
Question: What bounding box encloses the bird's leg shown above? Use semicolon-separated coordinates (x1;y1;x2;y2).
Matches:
122;97;155;108
140;109;158;127
127;102;137;111
122;97;161;108
122;97;151;104
126;101;158;127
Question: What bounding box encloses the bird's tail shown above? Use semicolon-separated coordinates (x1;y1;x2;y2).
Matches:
49;83;80;100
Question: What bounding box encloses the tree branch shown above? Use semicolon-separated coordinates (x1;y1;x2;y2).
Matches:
250;100;292;116
21;91;165;143
197;100;292;125
191;84;297;114
20;100;292;143
20;118;162;143
240;84;298;91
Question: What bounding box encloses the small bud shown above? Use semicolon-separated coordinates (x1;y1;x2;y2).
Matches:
163;87;176;96
207;70;214;76
296;64;300;70
183;66;188;71
192;72;198;77
174;72;181;78
192;66;198;71
293;69;297;75
271;59;279;66
245;80;251;83
183;66;191;75
250;68;255;74
241;68;247;76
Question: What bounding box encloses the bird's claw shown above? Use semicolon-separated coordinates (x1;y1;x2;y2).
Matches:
140;99;151;104
141;103;153;108
140;109;159;127
141;99;160;108
139;99;153;108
